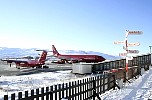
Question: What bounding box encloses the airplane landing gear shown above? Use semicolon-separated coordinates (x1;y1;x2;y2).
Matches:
17;67;20;69
36;65;49;69
36;66;42;69
35;65;49;69
42;65;49;68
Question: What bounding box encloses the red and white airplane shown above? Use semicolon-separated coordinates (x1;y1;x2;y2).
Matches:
1;50;48;68
52;45;106;63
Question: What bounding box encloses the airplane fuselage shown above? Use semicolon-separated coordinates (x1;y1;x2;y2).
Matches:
57;54;105;63
15;60;44;67
52;45;106;63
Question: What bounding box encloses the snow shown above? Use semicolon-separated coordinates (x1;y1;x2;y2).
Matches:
100;67;152;100
1;67;152;100
0;70;89;99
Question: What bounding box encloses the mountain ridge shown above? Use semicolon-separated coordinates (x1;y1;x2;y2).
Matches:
0;47;121;60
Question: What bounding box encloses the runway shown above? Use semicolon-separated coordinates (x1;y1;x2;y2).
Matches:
0;61;72;76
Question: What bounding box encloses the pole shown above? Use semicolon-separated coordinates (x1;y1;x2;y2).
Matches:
149;46;152;53
124;31;129;83
125;31;128;72
114;30;142;82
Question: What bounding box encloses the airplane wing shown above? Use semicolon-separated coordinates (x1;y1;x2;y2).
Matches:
52;55;84;62
1;59;28;64
57;56;77;61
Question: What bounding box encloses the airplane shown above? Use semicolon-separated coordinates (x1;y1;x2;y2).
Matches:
1;50;48;69
52;45;106;63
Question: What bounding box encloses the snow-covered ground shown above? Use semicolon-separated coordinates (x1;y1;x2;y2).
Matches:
100;67;152;100
0;70;89;100
1;67;152;100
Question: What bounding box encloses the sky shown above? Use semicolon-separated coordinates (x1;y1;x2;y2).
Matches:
0;0;152;56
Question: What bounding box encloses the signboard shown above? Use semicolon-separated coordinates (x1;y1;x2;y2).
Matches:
127;42;140;47
114;41;124;44
127;31;143;35
119;53;127;56
127;50;139;54
114;30;142;59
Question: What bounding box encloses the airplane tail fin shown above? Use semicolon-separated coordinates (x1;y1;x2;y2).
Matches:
52;45;60;56
38;50;47;64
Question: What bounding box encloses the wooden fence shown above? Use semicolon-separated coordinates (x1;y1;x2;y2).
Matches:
4;73;115;100
3;65;148;100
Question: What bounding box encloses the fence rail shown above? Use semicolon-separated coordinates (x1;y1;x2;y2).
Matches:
93;54;151;72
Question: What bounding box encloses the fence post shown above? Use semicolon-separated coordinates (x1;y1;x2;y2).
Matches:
55;85;58;99
25;91;28;98
131;68;134;78
46;87;49;100
50;86;53;100
41;88;44;100
113;74;116;90
18;92;22;99
108;74;111;90
36;88;39;100
31;89;34;100
62;83;65;99
103;74;105;93
147;65;149;70
138;66;142;76
11;93;15;100
93;77;101;100
123;70;126;82
4;95;8;100
80;80;82;100
93;79;96;100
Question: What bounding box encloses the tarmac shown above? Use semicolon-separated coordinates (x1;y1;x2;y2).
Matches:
0;61;72;76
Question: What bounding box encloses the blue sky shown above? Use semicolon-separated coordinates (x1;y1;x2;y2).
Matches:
0;0;151;56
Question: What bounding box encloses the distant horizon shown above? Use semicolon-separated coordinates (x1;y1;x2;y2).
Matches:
0;46;149;58
0;46;116;54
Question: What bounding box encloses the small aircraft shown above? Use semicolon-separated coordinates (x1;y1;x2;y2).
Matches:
52;45;106;63
1;50;48;69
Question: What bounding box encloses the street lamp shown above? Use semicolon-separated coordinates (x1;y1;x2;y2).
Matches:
149;46;152;53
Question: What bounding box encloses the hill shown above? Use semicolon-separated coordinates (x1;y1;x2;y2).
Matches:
0;47;121;60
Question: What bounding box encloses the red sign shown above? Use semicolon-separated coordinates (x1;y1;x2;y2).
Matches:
127;50;139;54
127;31;143;35
119;53;127;56
127;42;140;46
114;41;124;44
